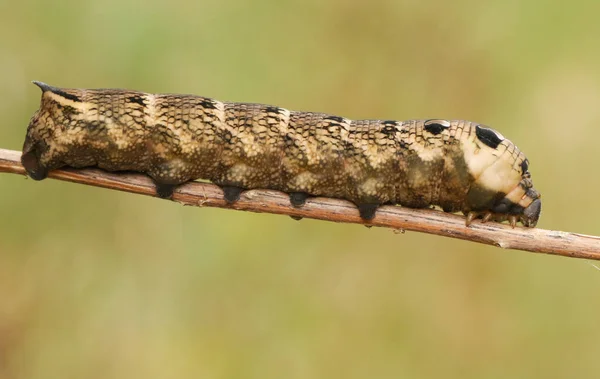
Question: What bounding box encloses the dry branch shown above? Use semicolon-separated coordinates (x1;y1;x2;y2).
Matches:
1;147;599;260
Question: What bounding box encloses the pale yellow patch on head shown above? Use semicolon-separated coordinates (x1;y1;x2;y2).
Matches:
472;142;523;194
461;133;502;180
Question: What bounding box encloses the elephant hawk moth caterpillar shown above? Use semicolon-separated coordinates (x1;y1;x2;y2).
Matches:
21;82;541;227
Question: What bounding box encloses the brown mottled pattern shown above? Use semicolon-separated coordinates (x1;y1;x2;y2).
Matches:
21;83;542;226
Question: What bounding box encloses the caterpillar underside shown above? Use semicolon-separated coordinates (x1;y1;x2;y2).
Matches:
21;82;542;227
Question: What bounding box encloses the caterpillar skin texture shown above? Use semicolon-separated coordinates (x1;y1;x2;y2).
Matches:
22;82;541;227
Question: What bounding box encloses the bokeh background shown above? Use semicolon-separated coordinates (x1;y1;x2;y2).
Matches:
1;1;600;378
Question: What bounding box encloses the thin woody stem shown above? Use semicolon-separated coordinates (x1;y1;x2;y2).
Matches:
1;147;599;260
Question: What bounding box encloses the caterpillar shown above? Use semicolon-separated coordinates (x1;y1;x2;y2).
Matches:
21;82;541;227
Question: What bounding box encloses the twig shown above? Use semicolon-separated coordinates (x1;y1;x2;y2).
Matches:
1;147;599;260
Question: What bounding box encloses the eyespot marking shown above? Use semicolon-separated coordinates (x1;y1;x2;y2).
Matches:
200;99;218;110
128;96;146;106
324;116;345;123
265;106;282;114
475;125;504;149
424;119;450;135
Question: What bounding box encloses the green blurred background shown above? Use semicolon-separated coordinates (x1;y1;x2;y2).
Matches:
1;1;600;378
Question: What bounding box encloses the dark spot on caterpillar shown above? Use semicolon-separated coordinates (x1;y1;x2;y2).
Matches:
128;96;145;106
200;99;218;109
222;185;244;203
381;127;396;136
424;119;450;135
324;116;344;123
475;125;503;149
264;106;281;114
289;192;310;207
290;215;303;221
520;159;529;174
358;203;379;220
383;120;397;125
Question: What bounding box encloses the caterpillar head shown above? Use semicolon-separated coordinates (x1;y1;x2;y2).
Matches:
463;124;541;227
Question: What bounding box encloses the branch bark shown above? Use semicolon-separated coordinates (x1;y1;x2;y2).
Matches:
1;147;599;260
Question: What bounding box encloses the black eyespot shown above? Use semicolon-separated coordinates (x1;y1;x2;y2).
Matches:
265;106;282;114
127;96;145;106
475;125;504;148
325;115;344;123
520;159;529;174
200;99;217;109
424;119;450;135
